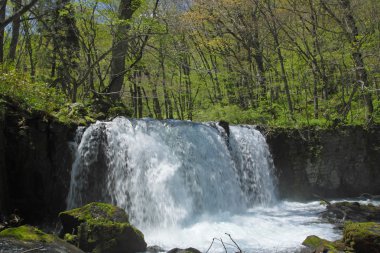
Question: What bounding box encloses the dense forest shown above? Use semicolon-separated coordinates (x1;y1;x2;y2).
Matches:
0;0;379;127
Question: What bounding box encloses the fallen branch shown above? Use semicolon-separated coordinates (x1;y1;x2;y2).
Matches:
225;233;242;253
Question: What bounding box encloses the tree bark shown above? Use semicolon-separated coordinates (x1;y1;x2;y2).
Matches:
108;0;138;100
340;0;373;120
8;0;21;62
0;0;7;63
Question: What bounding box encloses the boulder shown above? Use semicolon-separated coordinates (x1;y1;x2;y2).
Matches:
59;202;146;253
343;222;380;253
302;235;351;253
0;225;84;253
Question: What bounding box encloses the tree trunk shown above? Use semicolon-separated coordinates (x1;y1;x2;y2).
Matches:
0;0;7;63
108;0;138;100
8;0;21;62
23;19;35;80
339;0;373;120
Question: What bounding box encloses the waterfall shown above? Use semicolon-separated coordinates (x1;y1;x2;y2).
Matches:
67;117;276;229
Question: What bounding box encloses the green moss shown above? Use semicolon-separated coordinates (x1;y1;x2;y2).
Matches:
64;233;78;245
343;222;380;252
0;225;54;243
60;202;128;224
302;235;350;252
344;222;380;242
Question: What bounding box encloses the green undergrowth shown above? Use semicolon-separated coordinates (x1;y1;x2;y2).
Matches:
193;101;380;129
0;225;54;243
0;69;65;114
0;68;99;125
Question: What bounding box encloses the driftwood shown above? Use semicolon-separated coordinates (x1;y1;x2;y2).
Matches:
206;234;243;253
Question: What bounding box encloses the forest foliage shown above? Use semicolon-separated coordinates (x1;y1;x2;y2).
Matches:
0;0;379;127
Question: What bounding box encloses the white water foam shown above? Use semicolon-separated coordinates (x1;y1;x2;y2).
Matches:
67;117;341;252
143;201;341;253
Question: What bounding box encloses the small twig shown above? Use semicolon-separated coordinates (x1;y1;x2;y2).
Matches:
206;238;216;253
21;247;44;253
225;233;242;253
220;238;227;253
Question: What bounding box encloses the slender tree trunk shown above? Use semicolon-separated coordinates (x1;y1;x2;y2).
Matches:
252;13;266;98
0;0;7;63
160;49;173;119
338;0;373;120
8;0;21;62
22;18;35;79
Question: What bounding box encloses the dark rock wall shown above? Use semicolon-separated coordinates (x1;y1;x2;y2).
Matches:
0;114;8;214
265;126;380;200
0;105;75;223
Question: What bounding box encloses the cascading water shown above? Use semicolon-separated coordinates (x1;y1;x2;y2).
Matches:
67;117;340;252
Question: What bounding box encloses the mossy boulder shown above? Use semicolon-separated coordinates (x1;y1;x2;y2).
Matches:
59;202;146;253
302;235;351;253
343;222;380;253
0;225;84;253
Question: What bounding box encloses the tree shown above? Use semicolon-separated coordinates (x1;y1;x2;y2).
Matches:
107;0;142;100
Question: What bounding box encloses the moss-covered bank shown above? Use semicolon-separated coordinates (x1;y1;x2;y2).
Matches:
0;225;84;253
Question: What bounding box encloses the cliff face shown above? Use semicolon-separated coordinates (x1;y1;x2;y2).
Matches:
265;126;380;200
0;103;75;222
0;115;8;214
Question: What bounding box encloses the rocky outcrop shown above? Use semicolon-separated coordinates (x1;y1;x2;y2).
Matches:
343;222;380;253
265;126;380;200
322;201;380;223
0;101;75;222
59;202;147;253
0;225;84;253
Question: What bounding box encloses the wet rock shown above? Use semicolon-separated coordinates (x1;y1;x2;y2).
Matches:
218;120;230;137
343;222;380;253
302;235;351;253
0;225;84;253
167;248;202;253
59;202;146;253
264;126;380;200
0;100;75;223
322;201;380;223
147;245;165;252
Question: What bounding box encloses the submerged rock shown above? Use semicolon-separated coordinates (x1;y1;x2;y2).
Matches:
167;247;202;253
146;245;166;252
343;222;380;253
0;225;84;253
59;202;147;253
302;235;351;253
